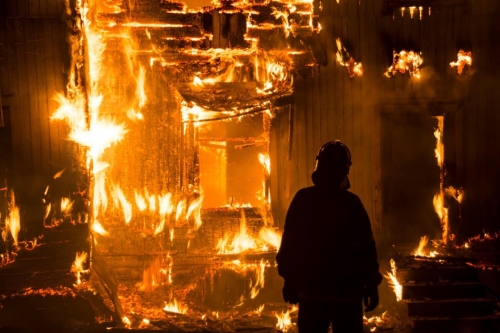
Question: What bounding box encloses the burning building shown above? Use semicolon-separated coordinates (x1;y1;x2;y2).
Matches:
1;0;500;332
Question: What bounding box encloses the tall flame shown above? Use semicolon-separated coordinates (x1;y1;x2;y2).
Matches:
72;251;88;285
163;298;187;314
384;259;402;301
275;310;292;332
433;116;449;244
2;191;20;247
258;153;271;175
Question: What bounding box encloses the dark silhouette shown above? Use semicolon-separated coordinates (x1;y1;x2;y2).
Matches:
276;141;383;332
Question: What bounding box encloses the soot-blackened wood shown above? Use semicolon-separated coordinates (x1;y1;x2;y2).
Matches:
0;223;89;295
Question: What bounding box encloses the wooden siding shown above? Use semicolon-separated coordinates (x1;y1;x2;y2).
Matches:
0;1;70;229
272;0;500;244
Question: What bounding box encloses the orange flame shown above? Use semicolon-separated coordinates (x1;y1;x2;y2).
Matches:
155;193;174;236
335;39;363;78
384;259;402;301
450;50;472;75
135;65;147;109
258;153;271;175
412;235;439;257
385;50;422;78
186;195;204;231
275;310;292;331
163;298;187;314
134;190;148;211
445;186;464;204
434;117;444;169
433;193;449;243
111;184;132;224
72;251;88;285
61;197;73;216
2;191;20;247
92;219;109;236
250;259;267;299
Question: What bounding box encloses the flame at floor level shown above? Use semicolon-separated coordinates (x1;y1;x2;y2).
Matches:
384;259;402;301
163;298;188;314
412;235;439;257
2;191;20;248
72;251;88;285
275;310;292;332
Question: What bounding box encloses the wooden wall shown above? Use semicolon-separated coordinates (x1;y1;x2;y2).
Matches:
2;0;500;245
271;0;500;245
0;0;70;232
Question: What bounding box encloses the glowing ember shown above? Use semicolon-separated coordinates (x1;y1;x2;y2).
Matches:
163;298;188;314
122;316;132;328
450;51;472;75
384;259;402;301
72;251;88;285
384;50;423;78
275;310;292;331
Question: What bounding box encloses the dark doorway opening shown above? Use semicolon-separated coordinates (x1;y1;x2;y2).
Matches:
381;108;442;244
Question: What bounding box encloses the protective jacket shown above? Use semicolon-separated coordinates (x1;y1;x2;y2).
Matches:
276;185;382;301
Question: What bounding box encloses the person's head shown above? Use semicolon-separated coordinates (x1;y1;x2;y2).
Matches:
311;140;352;189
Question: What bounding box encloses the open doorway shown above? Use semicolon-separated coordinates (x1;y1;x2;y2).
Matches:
381;108;443;244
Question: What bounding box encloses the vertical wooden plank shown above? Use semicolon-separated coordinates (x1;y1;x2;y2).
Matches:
0;15;10;96
326;15;337;142
4;19;23;185
29;0;40;18
14;19;33;189
34;18;51;182
39;0;49;18
312;66;322;164
43;19;60;174
17;1;29;18
342;16;355;194
293;76;307;191
318;15;330;144
305;74;315;186
360;12;376;232
334;16;344;141
51;18;67;170
24;19;43;189
5;0;18;18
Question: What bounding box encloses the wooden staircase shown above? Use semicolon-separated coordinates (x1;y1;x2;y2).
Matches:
396;257;500;332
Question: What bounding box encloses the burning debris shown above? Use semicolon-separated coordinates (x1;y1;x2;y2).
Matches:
335;38;363;78
450;50;472;75
384;50;423;78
